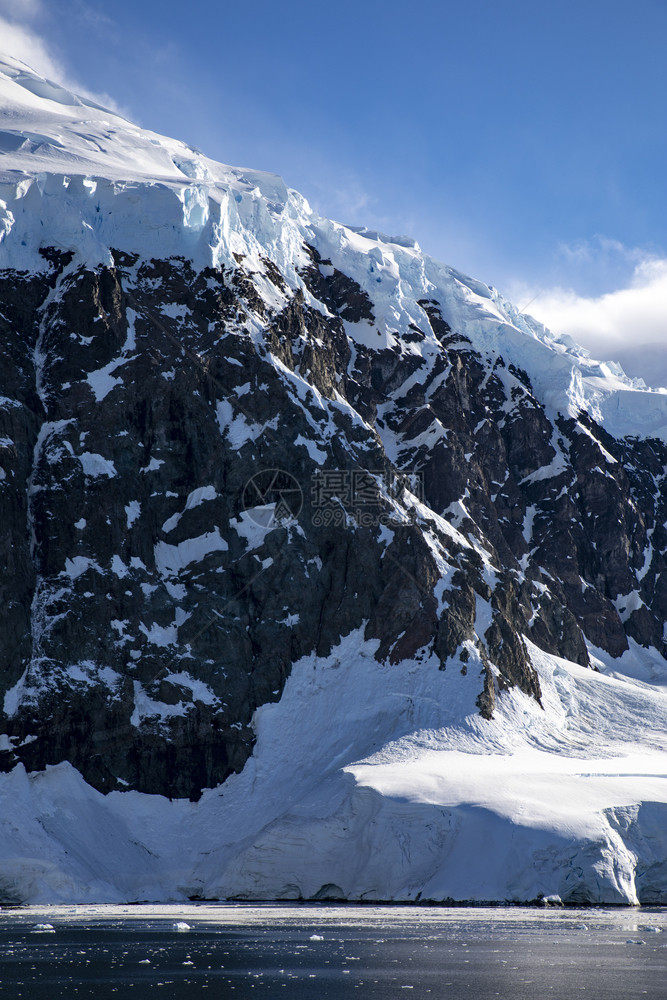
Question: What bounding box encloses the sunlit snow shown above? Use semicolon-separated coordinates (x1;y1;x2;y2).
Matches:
0;53;666;906
0;53;665;440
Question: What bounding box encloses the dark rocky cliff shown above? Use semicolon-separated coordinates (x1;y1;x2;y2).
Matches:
2;242;666;800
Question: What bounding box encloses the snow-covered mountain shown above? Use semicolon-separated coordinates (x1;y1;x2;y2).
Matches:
1;53;666;906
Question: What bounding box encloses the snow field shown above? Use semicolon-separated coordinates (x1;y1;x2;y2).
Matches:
0;631;666;904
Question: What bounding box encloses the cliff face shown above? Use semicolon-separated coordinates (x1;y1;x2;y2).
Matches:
2;55;667;906
1;236;666;800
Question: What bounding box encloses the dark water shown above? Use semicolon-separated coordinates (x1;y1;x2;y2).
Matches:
0;904;665;999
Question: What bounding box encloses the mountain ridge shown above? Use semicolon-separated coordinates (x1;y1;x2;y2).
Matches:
0;53;666;905
1;52;665;437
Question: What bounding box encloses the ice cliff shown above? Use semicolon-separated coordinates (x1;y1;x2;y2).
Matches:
1;53;666;905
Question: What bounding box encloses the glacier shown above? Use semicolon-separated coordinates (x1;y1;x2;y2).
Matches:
0;53;664;441
0;52;666;906
1;630;666;904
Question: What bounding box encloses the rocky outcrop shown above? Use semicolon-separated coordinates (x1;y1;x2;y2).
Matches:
1;238;666;800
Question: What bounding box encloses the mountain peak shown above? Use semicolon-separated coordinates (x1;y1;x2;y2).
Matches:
1;53;667;907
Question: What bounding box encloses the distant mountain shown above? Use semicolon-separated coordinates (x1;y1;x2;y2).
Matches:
1;54;666;906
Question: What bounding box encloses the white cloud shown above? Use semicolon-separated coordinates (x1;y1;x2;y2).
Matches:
521;256;667;352
507;248;667;388
556;235;648;269
0;15;67;81
0;5;126;115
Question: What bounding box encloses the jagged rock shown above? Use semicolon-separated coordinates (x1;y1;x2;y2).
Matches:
1;62;666;806
2;245;667;799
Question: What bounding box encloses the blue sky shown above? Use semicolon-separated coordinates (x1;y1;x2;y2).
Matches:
1;0;666;363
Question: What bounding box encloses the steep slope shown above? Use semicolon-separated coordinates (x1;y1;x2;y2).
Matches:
1;54;666;904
